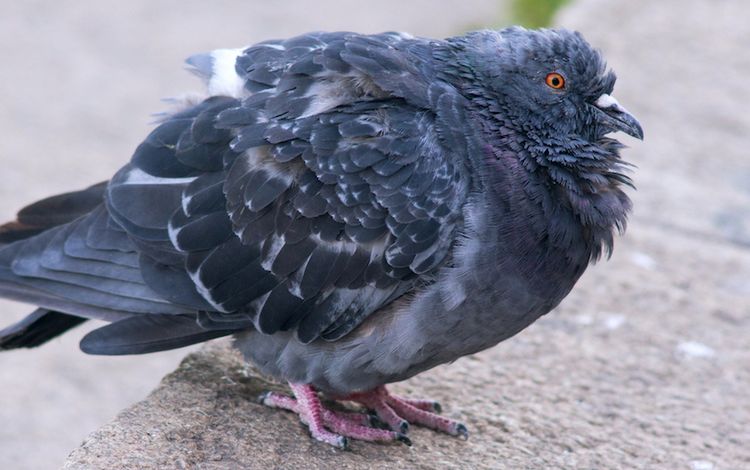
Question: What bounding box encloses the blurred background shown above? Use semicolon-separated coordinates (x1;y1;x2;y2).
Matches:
0;1;748;469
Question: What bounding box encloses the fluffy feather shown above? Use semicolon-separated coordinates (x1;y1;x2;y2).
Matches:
0;29;638;401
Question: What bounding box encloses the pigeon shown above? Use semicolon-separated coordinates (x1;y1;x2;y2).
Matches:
0;27;641;448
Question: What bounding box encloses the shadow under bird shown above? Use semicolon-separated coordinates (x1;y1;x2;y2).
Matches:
0;27;642;448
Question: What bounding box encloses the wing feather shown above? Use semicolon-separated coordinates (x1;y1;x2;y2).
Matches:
88;31;472;344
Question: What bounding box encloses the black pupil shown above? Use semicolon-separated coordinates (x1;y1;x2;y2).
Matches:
551;77;560;87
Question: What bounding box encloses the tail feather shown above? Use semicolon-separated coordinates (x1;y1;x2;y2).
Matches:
0;182;112;350
0;182;107;245
80;314;237;355
0;308;87;349
0;182;242;354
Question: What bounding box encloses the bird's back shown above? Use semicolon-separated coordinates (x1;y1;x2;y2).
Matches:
1;31;474;355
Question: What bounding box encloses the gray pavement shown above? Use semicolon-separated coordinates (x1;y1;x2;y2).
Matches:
0;2;504;469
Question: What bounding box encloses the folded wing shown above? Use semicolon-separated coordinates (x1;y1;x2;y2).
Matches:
1;31;473;352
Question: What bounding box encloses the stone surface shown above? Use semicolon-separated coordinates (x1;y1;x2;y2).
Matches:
0;2;504;469
9;0;750;468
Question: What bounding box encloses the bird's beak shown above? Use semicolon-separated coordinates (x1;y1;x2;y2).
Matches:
593;94;644;140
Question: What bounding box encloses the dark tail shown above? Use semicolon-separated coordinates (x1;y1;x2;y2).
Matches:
0;181;244;354
0;308;86;349
0;182;107;245
0;182;107;349
79;314;238;355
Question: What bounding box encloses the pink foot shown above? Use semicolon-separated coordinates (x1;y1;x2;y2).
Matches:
259;383;467;448
347;386;468;438
260;383;410;449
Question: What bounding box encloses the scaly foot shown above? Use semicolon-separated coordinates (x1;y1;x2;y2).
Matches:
347;385;468;438
259;383;467;448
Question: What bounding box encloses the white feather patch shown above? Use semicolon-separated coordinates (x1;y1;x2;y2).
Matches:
123;167;197;185
166;219;182;249
299;80;354;118
595;94;619;109
187;265;228;312
260;235;285;271
208;48;247;98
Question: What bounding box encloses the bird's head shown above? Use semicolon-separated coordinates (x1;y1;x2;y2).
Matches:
442;27;640;258
448;27;643;143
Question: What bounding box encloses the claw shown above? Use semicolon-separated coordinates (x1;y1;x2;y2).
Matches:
257;391;271;405
309;427;349;449
259;383;468;448
397;420;409;435
395;433;412;447
454;423;469;440
367;412;388;429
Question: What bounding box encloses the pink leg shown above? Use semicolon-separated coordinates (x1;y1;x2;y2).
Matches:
258;383;467;448
259;384;410;449
352;387;409;434
386;395;468;438
346;386;468;438
322;411;411;446
289;383;348;448
397;397;442;413
260;391;370;427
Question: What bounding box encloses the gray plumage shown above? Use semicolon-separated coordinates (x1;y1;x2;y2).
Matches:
0;28;641;398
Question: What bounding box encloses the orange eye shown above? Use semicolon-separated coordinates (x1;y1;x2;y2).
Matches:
545;72;565;89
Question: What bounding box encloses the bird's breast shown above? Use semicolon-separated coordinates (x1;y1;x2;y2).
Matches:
234;192;592;395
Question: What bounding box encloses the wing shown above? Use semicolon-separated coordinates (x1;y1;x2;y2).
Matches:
0;182;107;244
107;31;472;343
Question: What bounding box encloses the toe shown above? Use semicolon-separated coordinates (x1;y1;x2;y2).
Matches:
311;428;349;449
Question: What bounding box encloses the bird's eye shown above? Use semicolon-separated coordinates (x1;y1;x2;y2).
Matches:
545;72;565;89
